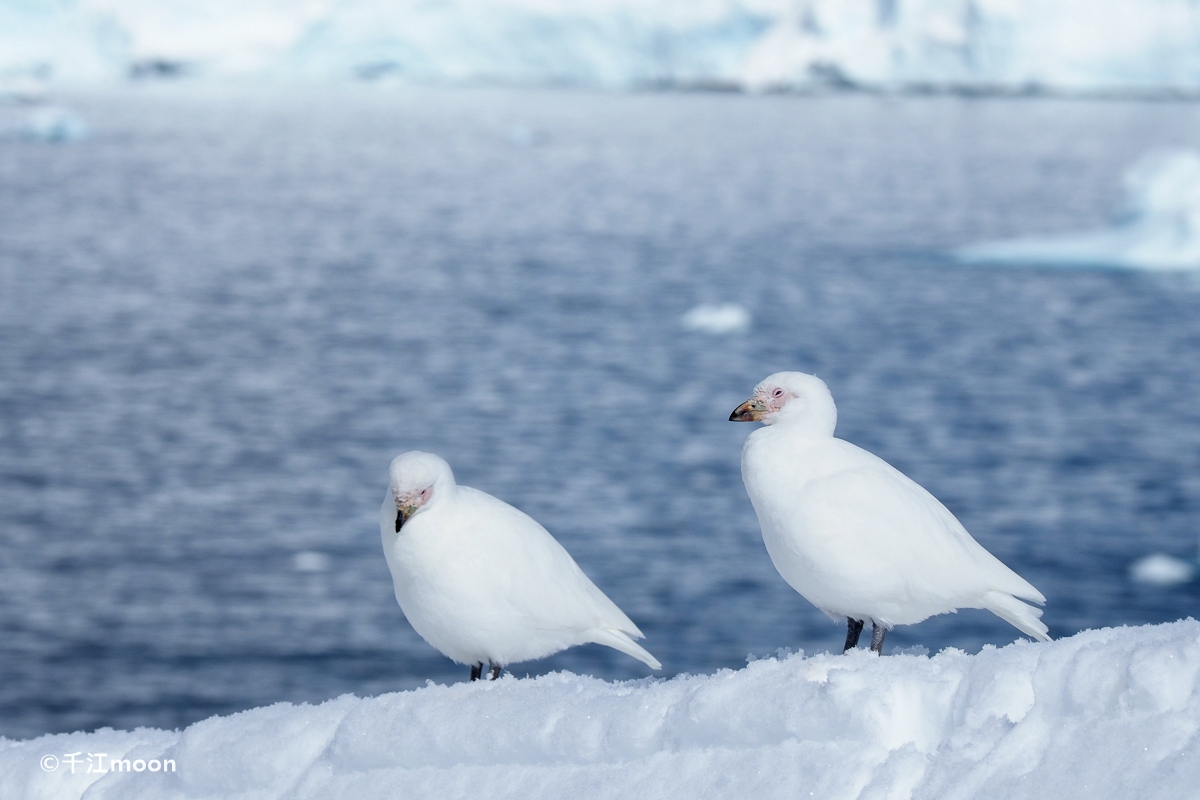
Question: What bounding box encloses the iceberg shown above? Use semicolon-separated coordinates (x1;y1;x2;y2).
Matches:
3;0;1200;93
5;620;1199;799
957;150;1200;270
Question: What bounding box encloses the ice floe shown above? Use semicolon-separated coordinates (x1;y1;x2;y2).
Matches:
958;149;1200;270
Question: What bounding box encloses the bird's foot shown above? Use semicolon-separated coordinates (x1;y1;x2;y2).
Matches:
489;660;502;680
870;623;886;654
470;663;483;681
842;618;864;653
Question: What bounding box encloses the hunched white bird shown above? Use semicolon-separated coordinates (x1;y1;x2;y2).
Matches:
381;451;661;681
730;372;1049;655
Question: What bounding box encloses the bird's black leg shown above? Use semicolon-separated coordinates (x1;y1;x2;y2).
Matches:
843;618;864;653
489;660;502;681
870;623;887;655
470;663;483;681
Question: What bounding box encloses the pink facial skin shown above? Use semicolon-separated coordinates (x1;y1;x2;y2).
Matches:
757;385;795;415
394;486;433;531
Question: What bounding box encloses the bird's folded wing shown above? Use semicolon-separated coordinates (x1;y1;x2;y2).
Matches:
458;487;647;637
800;451;1044;605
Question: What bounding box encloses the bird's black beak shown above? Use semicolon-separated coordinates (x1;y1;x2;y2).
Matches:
395;507;407;532
729;398;765;422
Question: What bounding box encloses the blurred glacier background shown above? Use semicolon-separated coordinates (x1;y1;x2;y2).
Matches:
5;0;1200;94
3;0;1200;740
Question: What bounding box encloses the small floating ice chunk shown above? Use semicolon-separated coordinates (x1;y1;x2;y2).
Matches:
681;303;751;334
20;107;88;142
507;124;547;146
0;75;48;104
957;149;1200;270
1129;553;1195;586
508;125;534;145
292;551;331;573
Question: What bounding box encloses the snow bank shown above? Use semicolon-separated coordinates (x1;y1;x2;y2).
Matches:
5;0;1200;94
5;620;1199;799
958;150;1200;270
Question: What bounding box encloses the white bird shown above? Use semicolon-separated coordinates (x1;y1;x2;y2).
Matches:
381;451;661;680
730;372;1049;654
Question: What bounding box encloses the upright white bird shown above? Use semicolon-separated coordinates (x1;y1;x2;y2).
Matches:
381;451;661;680
730;372;1049;654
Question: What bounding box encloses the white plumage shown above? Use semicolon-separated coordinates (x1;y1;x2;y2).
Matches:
731;372;1049;653
381;451;660;679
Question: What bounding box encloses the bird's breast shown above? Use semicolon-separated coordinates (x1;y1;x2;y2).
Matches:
741;433;883;610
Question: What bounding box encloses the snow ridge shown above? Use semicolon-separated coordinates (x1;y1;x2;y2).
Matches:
6;620;1199;799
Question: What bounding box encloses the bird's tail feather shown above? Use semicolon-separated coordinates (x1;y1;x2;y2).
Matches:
590;627;662;670
983;590;1051;642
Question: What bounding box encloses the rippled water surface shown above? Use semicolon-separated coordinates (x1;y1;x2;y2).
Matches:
3;86;1200;739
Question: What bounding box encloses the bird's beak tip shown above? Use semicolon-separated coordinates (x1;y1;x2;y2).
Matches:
729;399;760;422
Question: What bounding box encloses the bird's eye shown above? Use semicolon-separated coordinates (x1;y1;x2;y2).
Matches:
772;388;784;398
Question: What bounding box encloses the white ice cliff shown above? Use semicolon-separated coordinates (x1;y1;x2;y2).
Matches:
3;0;1200;93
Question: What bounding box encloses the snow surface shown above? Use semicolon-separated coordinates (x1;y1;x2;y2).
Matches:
5;620;1199;799
957;150;1200;271
5;0;1200;93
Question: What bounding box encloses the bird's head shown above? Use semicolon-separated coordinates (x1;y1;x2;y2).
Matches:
388;451;456;532
729;372;837;434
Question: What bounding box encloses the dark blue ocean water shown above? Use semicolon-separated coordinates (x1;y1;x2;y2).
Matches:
2;86;1200;740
